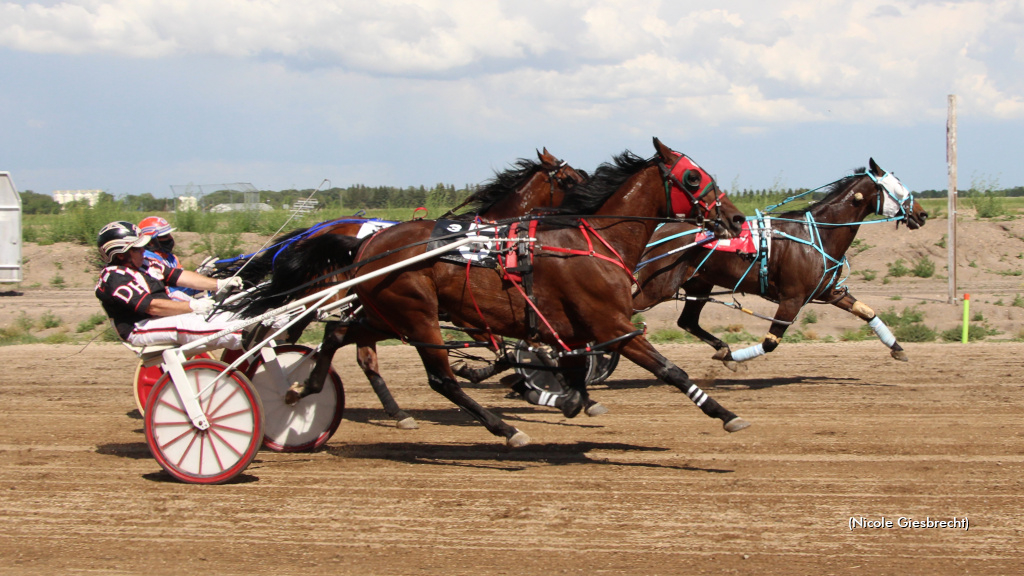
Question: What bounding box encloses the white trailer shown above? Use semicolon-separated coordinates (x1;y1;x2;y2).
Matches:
0;172;22;283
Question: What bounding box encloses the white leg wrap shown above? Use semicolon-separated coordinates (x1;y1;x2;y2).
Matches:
685;384;708;407
537;391;561;407
869;316;897;347
731;343;766;363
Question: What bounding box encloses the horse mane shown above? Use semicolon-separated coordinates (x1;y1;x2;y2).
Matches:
780;167;868;216
552;150;651;216
453;158;546;218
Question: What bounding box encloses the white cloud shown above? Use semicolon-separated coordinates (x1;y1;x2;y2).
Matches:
2;0;1023;196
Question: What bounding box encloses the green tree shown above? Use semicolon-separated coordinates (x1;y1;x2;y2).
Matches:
19;191;61;214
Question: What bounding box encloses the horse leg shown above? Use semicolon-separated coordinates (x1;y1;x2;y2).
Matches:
618;335;749;432
284;309;317;344
355;342;419;429
720;299;801;364
451;335;513;383
677;280;736;370
417;346;530;447
832;291;908;362
452;355;512;383
285;320;345;405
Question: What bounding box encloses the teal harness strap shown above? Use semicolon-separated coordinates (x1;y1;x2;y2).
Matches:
636;224;706;272
763;213;848;305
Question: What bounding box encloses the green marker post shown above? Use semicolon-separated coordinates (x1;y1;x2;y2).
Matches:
962;293;970;343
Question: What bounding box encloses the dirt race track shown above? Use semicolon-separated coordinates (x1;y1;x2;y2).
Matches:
0;340;1021;576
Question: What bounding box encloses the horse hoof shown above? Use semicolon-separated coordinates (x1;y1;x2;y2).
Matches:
507;430;531;448
722;360;740;372
284;389;301;406
396;417;419;430
712;348;731;361
723;417;751;433
585;401;609;417
560;390;584;418
891;349;909;362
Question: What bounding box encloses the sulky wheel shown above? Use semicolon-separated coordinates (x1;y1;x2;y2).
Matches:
513;341;620;391
586;351;620;385
144;359;264;485
133;351;212;416
245;345;344;452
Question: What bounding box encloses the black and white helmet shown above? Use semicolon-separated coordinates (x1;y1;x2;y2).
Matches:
97;221;150;264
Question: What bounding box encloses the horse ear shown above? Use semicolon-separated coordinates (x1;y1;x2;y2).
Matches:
869;158;883;176
652;137;674;162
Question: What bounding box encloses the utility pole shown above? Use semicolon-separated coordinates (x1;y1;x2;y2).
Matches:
947;94;958;305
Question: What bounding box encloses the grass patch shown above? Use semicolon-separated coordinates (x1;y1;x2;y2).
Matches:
940;323;1001;342
867;306;937;343
886;259;910;278
39;312;61;330
76;313;108;333
893;323;937;343
648;329;696;344
911;255;935;278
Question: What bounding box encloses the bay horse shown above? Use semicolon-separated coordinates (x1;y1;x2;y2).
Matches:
286;137;749;447
633;158;928;368
235;149;590;428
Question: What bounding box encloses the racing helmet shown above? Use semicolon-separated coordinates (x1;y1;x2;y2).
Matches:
139;215;176;252
97;221;151;264
139;216;175;237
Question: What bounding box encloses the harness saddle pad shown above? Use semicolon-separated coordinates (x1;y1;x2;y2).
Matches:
695;217;772;259
426;220;511;268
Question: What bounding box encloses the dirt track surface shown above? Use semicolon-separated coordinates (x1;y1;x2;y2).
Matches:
1;340;1022;575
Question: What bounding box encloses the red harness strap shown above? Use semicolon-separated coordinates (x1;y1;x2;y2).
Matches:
535;219;639;292
500;222;522;282
464;259;502;351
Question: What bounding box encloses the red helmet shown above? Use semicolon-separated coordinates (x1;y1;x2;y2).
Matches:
139;216;175;237
97;221;150;264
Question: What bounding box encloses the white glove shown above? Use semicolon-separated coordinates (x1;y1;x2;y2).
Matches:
189;298;216;314
216;276;244;294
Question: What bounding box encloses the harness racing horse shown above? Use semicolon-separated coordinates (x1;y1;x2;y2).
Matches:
287;137;749;447
236;150;589;428
633;158;928;369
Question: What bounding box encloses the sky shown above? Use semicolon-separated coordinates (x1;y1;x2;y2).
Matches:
2;0;1023;200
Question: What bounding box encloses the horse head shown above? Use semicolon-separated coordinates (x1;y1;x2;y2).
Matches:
652;137;745;239
537;147;589;193
854;158;928;229
464;152;587;220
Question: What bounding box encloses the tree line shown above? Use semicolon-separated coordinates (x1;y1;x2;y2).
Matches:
16;183;1024;216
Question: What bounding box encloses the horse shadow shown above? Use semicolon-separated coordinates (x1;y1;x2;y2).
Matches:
601;375;876;392
323;440;734;474
343;403;610;429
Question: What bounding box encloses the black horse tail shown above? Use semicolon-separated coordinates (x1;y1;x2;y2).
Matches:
205;226;314;284
233;233;367;318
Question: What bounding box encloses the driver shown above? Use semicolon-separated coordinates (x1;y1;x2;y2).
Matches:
94;221;252;351
138;215;200;301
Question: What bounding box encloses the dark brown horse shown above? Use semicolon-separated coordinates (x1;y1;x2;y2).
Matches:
236;149;589;428
633;158;929;368
285;138;749;447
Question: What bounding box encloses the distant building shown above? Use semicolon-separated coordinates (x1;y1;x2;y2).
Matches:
53;189;102;207
176;196;199;212
209;202;273;213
